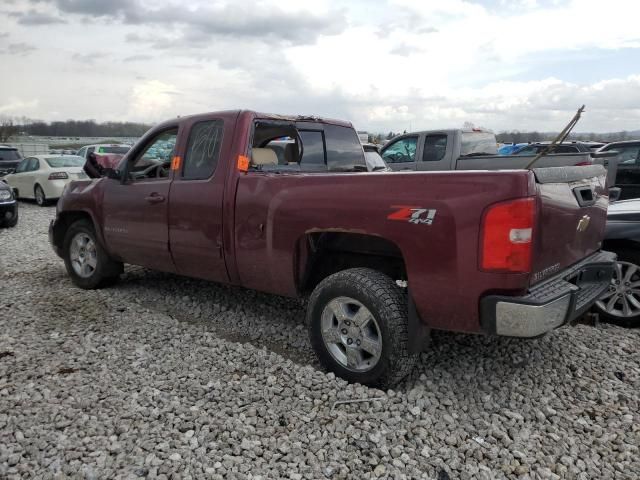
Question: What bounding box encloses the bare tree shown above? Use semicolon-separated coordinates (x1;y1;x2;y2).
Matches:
0;118;18;143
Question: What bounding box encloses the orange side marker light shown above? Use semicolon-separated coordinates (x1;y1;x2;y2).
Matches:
171;156;182;170
237;154;249;172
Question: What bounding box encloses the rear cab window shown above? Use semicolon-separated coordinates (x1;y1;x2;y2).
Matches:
460;131;498;156
250;120;366;173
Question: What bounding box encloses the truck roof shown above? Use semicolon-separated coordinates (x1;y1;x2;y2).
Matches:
156;110;354;129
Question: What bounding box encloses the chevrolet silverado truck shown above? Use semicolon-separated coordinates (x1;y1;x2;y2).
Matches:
49;110;615;387
381;129;601;172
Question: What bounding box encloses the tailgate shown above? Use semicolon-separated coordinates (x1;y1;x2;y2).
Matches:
530;165;608;285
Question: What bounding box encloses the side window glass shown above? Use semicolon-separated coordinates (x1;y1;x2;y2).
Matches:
183;120;223;180
28;158;39;171
129;129;178;181
382;137;417;163
615;146;640;165
422;134;447;162
15;159;29;173
77;147;87;159
299;130;326;167
87;147;95;157
324;124;366;171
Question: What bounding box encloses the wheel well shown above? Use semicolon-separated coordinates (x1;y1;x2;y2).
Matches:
298;232;407;294
51;211;94;250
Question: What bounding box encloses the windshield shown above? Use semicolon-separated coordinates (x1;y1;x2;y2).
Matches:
460;132;498;156
364;151;388;171
0;149;21;161
45;156;85;168
97;146;130;155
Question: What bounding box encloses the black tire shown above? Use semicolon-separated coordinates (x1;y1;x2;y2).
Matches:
34;184;47;206
3;208;18;228
62;220;122;289
307;268;419;388
594;248;640;328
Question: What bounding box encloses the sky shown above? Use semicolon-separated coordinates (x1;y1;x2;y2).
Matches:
1;0;640;133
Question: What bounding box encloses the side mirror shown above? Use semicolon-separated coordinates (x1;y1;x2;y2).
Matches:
104;168;122;180
608;187;621;203
591;150;618;159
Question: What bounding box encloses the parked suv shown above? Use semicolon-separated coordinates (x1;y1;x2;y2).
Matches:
0;145;22;175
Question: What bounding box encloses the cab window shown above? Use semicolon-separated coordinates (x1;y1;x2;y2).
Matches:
183;120;224;180
422;134;447;162
128;129;178;181
382;137;418;163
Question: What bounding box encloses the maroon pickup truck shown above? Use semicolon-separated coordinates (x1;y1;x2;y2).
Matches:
49;110;615;387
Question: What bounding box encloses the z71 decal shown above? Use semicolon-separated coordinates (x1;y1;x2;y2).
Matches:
388;206;437;225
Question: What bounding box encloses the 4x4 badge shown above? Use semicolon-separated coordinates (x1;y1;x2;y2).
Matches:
388;206;437;225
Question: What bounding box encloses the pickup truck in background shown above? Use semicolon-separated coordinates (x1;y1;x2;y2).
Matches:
381;129;599;171
50;110;615;387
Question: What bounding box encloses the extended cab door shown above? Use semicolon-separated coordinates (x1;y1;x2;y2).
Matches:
415;133;452;171
101;127;179;272
381;135;419;171
167;117;229;282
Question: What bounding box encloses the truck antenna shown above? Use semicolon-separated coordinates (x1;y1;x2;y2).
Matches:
525;105;585;169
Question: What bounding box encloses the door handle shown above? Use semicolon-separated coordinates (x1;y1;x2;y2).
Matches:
145;193;165;204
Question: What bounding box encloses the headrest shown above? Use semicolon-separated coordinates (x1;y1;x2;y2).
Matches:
251;148;278;166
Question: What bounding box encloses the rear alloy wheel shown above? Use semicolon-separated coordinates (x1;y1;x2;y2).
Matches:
308;268;419;388
34;184;47;206
595;249;640;327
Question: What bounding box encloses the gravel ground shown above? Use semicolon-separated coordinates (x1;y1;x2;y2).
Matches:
1;202;639;480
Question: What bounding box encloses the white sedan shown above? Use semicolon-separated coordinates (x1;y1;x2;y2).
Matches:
3;155;88;206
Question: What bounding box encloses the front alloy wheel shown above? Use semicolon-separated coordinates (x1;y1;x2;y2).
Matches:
69;232;98;278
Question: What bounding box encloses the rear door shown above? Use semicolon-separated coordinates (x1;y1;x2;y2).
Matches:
416;133;452;171
381;135;419;171
168;117;229;282
530;165;609;285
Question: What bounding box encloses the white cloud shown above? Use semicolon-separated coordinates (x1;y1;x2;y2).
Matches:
127;80;180;121
1;0;640;132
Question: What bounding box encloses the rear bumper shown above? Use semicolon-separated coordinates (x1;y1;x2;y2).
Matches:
480;250;616;337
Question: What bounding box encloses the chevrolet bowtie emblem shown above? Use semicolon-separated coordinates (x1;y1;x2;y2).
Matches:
576;214;591;232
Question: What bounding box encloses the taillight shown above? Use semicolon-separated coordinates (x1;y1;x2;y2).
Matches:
574;161;592;166
48;172;69;180
481;197;535;273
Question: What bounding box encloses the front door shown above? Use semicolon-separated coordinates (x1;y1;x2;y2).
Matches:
10;158;30;196
168;118;229;282
102;127;179;272
381;136;419;171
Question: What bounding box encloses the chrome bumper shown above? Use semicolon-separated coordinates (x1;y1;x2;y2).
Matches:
481;250;616;337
